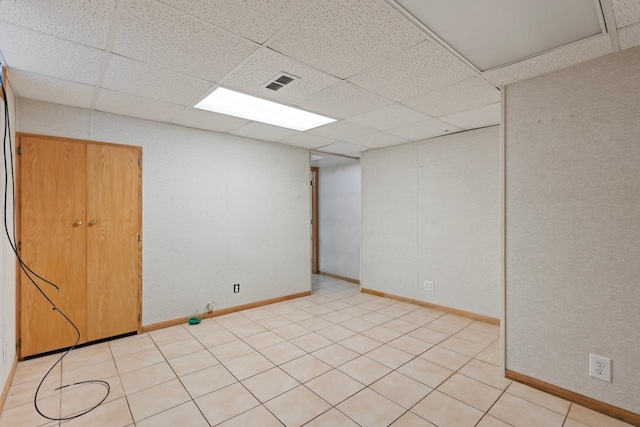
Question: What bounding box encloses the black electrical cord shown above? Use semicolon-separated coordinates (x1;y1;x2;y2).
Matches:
2;84;110;420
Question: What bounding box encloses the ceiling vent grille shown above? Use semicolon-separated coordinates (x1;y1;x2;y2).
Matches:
275;75;294;85
265;73;297;91
266;82;284;91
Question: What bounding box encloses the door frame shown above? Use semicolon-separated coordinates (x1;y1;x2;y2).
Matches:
15;133;143;359
311;167;319;274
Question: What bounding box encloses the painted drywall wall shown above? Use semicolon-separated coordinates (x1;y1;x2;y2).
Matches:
362;126;501;318
505;46;640;413
417;127;501;317
17;99;311;325
318;162;361;280
362;142;418;298
1;77;17;394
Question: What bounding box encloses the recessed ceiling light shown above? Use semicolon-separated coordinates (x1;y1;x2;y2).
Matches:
195;87;336;131
396;0;603;71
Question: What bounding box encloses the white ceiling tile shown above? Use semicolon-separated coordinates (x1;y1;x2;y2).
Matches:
0;22;105;85
7;68;94;108
402;77;500;117
346;131;409;149
0;0;117;49
295;81;393;119
439;103;500;129
316;141;369;155
220;48;340;105
347;151;362;158
619;22;640;49
102;55;214;106
612;0;640;28
113;0;257;82
231;122;298;142
172;108;249;133
349;39;476;101
308;120;377;140
267;0;426;78
279;133;337;149
156;0;313;44
95;89;185;122
482;35;612;87
387;118;459;140
348;103;429;131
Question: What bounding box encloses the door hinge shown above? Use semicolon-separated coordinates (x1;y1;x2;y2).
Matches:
138;157;142;166
17;241;21;251
310;180;313;186
138;234;141;242
138;314;141;322
16;338;21;350
17;146;21;155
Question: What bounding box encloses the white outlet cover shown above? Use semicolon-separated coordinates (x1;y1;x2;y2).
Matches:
424;280;434;291
589;353;611;382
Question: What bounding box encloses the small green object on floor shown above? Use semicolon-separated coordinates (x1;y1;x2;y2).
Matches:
188;317;201;325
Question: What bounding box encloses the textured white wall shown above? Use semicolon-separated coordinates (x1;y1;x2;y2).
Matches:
417;127;501;317
362;128;500;318
505;47;640;413
318;162;361;280
1;78;17;395
362;142;418;298
17;100;311;325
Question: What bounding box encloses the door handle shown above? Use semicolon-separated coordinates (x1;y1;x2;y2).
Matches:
89;219;97;226
73;220;83;227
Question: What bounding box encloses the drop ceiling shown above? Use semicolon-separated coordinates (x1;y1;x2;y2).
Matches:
0;0;636;158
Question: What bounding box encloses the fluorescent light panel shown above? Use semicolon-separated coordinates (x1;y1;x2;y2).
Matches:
195;87;335;131
396;0;603;71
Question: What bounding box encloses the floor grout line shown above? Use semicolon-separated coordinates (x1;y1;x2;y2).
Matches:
4;275;591;427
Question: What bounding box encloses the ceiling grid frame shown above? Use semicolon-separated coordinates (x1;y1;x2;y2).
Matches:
90;0;128;109
1;0;635;150
168;0;325;125
600;0;622;51
384;0;498;89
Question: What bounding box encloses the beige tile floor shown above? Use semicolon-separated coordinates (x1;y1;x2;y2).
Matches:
0;275;633;427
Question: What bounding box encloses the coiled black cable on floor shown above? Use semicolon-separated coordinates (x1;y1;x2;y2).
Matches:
2;83;110;421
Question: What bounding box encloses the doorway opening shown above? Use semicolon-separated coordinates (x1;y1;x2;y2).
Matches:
310;151;361;285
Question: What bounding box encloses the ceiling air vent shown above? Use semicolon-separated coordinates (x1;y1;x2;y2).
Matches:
266;82;284;91
265;73;297;91
275;75;294;85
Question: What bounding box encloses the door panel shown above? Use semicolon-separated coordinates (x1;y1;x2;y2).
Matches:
20;137;87;357
86;144;141;341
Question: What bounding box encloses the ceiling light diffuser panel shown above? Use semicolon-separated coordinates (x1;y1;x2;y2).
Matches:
195;87;336;131
396;0;604;71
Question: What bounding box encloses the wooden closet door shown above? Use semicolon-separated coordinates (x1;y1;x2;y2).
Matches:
20;136;87;357
86;144;141;341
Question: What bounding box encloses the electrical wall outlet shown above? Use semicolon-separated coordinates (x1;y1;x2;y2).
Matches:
424;280;434;291
589;353;611;382
233;284;240;293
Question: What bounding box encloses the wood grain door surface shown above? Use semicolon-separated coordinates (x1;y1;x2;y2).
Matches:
19;135;141;357
86;144;141;341
20;136;88;356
